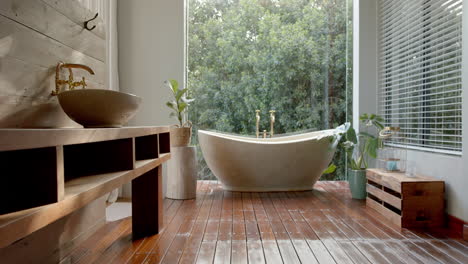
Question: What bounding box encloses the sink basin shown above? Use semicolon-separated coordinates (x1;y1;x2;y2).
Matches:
57;89;142;128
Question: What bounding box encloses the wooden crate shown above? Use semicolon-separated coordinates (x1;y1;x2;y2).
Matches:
366;168;445;228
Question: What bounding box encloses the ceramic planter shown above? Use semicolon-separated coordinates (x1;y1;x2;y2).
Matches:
348;169;367;199
170;126;192;147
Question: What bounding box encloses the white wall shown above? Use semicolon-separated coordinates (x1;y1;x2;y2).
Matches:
118;0;185;126
462;0;468;222
117;0;186;197
356;0;468;222
353;0;378;132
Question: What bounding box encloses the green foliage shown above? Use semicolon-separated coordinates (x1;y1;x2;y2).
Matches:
189;0;353;180
165;79;195;127
323;163;337;174
346;126;357;144
339;113;383;170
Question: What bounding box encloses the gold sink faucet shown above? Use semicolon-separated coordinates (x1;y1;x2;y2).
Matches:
269;110;276;137
256;110;261;138
52;62;95;95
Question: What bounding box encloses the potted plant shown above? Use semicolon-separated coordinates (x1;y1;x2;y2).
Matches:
325;114;383;199
165;79;194;147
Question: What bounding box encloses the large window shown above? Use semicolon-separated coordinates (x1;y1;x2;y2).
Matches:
188;0;353;179
378;0;462;154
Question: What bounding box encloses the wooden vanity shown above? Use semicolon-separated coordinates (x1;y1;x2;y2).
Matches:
0;126;171;248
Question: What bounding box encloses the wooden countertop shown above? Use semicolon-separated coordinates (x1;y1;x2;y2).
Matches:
0;126;170;151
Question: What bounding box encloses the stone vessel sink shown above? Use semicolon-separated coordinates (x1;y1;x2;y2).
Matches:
57;89;142;128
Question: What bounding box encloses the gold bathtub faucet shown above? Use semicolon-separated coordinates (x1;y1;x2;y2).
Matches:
256;110;276;138
269;110;275;137
256;110;261;138
52;62;95;96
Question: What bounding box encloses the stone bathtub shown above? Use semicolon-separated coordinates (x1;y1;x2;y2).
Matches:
198;127;344;192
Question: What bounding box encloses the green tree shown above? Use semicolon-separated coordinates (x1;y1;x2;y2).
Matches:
188;0;353;180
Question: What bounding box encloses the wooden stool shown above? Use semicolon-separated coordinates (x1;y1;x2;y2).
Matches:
167;146;197;199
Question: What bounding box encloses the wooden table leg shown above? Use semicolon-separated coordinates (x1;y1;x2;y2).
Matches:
131;166;163;239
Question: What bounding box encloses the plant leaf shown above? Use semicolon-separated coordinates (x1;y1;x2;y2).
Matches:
373;121;384;130
169;79;179;94
346;127;357;144
323;164;337;174
178;102;188;112
166;101;176;110
367;137;378;159
176;88;188;102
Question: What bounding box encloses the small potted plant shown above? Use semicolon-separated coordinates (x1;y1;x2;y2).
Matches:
165;79;194;147
325;114;383;199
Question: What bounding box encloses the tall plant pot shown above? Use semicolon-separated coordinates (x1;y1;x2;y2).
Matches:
348;169;367;199
170;125;192;147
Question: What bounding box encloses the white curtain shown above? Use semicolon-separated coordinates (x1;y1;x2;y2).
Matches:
106;0;120;92
107;0;121;202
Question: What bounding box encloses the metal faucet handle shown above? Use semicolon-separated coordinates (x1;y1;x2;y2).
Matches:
53;62;94;95
71;77;87;90
269;110;276;119
81;77;87;89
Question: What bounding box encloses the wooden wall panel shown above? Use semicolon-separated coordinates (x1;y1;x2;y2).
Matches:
0;15;105;83
0;0;106;128
0;0;105;61
42;0;106;39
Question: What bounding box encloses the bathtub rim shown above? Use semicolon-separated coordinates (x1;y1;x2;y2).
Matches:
198;128;340;145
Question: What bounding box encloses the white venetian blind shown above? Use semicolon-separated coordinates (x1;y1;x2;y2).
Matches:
378;0;463;155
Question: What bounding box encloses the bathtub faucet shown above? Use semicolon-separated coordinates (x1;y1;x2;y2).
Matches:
269;110;275;137
256;110;261;138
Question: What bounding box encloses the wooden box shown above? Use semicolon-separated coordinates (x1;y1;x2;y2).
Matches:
366;168;445;228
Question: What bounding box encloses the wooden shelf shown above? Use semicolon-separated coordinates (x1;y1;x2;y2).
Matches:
0;126;171;248
0;126;169;152
65;155;170;197
0;154;170;248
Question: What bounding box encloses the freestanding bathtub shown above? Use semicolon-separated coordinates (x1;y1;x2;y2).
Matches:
198;126;345;192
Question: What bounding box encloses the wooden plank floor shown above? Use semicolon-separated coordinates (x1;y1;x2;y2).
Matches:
69;181;468;264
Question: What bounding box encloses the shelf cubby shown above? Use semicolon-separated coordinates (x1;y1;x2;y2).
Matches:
135;134;159;160
0;147;63;214
159;132;170;154
64;138;134;181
